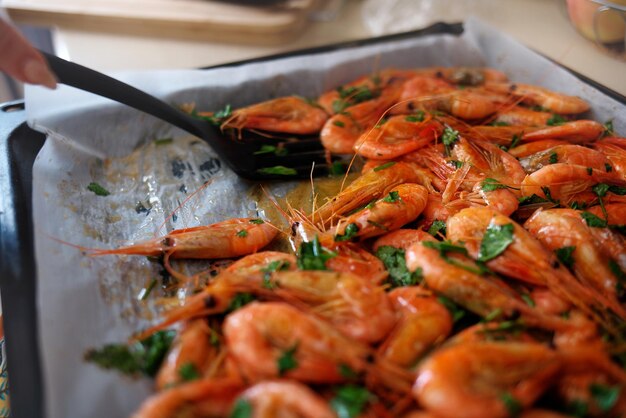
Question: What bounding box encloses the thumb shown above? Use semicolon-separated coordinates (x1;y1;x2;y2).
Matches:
0;18;56;89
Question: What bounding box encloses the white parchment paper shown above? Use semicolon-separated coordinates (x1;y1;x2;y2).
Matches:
27;18;626;418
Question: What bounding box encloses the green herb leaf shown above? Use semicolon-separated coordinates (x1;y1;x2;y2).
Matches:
518;194;548;205
541;186;560;204
209;329;220;347
330;385;373;418
178;362;200;382
500;392;522;417
333;120;345;127
382;190;401;203
603;120;614;137
609;260;626;282
587;167;593;175
236;229;248;238
508;134;521;150
338;364;358;379
580;211;608;228
547;114;567;126
154;137;173;146
249;218;265;224
437;295;466;323
335;223;359;242
442;126;460;156
521;294;535;307
230;399;253;418
332;100;349;114
375;118;388;128
590;383;620;412
548;152;558;164
405;111;425;122
481;178;508;192
483;308;503;322
330;161;347;176
566;400;589;418
450;160;464;169
277;345;298;375
139;279;158;301
609;185;626;195
478;223;515;262
194;104;232;125
605;163;613;173
423;240;490;275
555;246;576;269
87;182;110;196
428;220;447;237
253;145;288;156
227;293;256;313
489;121;510;127
85;330;175;377
375;245;422;288
373;162;396;172
297;236;336;270
257;166;297;176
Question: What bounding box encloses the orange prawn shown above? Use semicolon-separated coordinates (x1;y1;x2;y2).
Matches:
493;105;553;126
508;139;568;158
518;144;610;173
485;82;590;114
521;120;605;144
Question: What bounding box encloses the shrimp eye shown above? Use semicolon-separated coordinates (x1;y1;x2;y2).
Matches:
203;295;217;308
509;84;518;92
365;354;375;364
291;222;300;237
162;237;174;248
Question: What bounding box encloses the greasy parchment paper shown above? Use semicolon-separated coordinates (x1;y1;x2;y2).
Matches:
26;18;626;418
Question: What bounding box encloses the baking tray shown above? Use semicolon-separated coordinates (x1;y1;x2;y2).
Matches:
1;21;625;418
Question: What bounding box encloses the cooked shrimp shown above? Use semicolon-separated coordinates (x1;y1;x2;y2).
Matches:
325;242;389;284
372;229;436;252
520;164;622;203
223;96;328;135
438;89;509;120
378;287;452;369
524;209;624;310
320;86;400;154
413;341;561;418
234;380;336;418
225;251;297;276
132;377;243;418
155;319;219;390
355;115;443;160
521;120;605;144
508;139;568;158
392;75;454;114
332;183;429;240
592;137;626;179
90;218;278;260
468;125;537;147
518;144;609;173
493;106;553;126
485;82;590;114
312;161;435;227
584;204;626;270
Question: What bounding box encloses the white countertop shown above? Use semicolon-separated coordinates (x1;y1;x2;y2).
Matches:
10;0;626;96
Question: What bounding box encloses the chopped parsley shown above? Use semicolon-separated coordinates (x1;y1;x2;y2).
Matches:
483;308;503;322
580;211;608;228
373;162;396;172
226;293;256;313
257;166;297;176
437;295;466;323
481;178;510;192
333;120;346;128
477;223;515;262
555;246;576;269
518;194;549;205
547;114;567;126
375;118;388;128
605;163;613;173
194;104;232;125
139;278;158;301
423;241;489;275
230;399;253;418
87;182;110;196
249;218;265;224
330;161;347;176
500;392;522;416
375;245;422;288
428;220;447;237
405;110;425;122
521;294;535;307
253;145;288;156
277;345;298;375
548;152;558;164
603;120;614;137
260;260;288;289
382;190;401;203
178;362;201;382
330;385;373;418
442;126;460;156
590;383;620;412
338;363;358;379
84;330;175;377
508;134;521;150
335;223;359;242
450;160;464;169
236;229;248;238
297;236;336;270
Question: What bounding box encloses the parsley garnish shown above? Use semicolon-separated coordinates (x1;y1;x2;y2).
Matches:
405;110;425;122
178;362;200;381
139;278;158;301
508;134;521;150
330;161;347;176
249;218;264;224
253;145;288;156
548;152;558;164
277;345;298;375
477;223;514;262
382;190;401;203
605;163;613;173
373;162;396;172
257;166;297;176
84;330;175;377
442;126;460;156
566;400;588;418
590;383;620;412
194;104;232;125
481;178;509;192
333;120;345;127
500;392;522;417
450;160;464;169
541;186;560;204
260;260;289;289
580;211;608;228
87;182;110;196
555;246;576;269
338;363;358;379
521;294;535;307
423;241;489;275
330;385;373;418
236;229;248;238
428;220;447;237
518;194;548;205
437;295;466;323
297;236;336;270
226;293;256;312
375;245;422;288
603;120;614;137
335;223;359;242
547;114;567;126
230;399;253;418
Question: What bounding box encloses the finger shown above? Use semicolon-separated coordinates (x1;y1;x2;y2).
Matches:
0;18;56;88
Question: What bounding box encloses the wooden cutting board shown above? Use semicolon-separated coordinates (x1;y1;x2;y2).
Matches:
4;0;317;44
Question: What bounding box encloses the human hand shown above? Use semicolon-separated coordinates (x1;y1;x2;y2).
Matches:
0;17;56;88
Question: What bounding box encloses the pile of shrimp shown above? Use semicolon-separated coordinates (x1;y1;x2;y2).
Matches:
93;67;626;418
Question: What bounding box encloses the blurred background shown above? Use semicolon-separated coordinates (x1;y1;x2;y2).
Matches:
1;0;625;102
